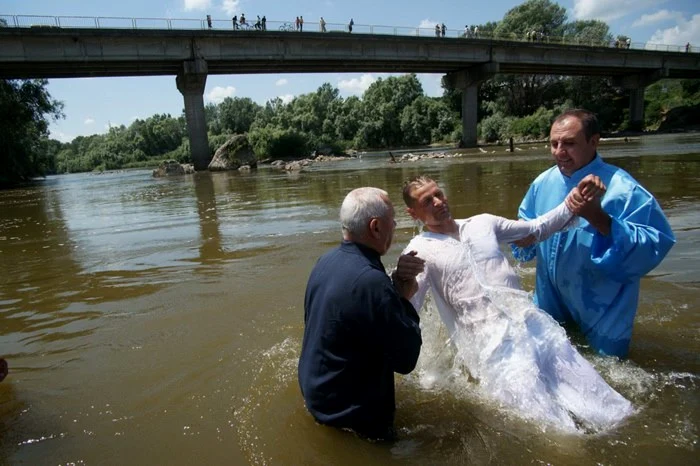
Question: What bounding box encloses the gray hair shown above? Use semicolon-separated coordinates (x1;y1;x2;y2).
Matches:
340;187;391;237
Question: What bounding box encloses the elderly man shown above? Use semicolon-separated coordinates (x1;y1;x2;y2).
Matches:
514;109;675;358
298;187;423;441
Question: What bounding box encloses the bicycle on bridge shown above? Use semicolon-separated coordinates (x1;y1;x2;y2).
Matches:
279;22;295;32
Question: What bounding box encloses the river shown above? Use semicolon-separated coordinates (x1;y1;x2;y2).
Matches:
1;133;698;465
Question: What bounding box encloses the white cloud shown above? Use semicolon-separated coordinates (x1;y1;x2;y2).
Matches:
418;19;438;30
633;10;683;27
84;118;95;125
573;0;666;22
206;85;236;103
50;130;73;143
279;94;294;104
337;74;377;95
183;0;211;11
221;0;240;16
648;13;700;47
275;78;288;86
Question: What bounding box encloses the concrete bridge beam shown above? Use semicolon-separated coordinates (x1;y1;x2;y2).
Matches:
176;59;210;171
446;63;500;148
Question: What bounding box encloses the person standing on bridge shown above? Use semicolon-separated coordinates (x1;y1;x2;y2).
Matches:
295;16;300;31
441;23;446;37
435;24;440;37
232;15;238;30
348;18;354;33
262;16;267;31
240;14;246;26
206;15;212;29
300;16;304;32
512;109;675;358
320;16;326;33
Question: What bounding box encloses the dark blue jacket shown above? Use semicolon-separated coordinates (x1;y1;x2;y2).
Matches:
298;241;422;439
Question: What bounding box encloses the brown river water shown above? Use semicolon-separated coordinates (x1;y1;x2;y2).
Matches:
0;134;698;465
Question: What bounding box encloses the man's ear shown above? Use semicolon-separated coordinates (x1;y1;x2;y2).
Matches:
406;207;418;221
368;217;380;237
590;134;600;149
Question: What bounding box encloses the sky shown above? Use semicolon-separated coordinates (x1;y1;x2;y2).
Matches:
2;0;699;142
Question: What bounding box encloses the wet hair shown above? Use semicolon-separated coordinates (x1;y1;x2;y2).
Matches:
340;187;391;236
553;109;600;141
402;175;436;207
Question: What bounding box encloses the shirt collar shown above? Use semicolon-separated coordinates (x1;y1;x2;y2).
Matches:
340;240;384;270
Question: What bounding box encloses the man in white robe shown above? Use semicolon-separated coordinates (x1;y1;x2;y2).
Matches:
396;175;633;432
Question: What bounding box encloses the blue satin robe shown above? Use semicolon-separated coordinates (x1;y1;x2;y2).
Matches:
513;155;675;357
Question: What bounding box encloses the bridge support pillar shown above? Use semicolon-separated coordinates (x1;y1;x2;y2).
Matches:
445;63;499;148
461;86;479;147
613;68;668;132
176;59;210;171
628;88;645;131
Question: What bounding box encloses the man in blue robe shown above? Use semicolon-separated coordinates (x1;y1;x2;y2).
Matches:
513;109;675;358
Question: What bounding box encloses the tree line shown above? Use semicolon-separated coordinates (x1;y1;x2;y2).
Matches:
1;0;698;187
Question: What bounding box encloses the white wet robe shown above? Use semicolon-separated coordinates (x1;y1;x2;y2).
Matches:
403;202;634;432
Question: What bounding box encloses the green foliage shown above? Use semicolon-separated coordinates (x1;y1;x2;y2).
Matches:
495;0;568;39
645;79;700;129
0;79;64;186
248;125;309;159
355;74;424;148
479;112;513;142
564;20;612;46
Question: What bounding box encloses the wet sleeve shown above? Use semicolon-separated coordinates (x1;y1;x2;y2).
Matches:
381;283;422;374
493;201;573;243
590;186;675;281
511;184;538;262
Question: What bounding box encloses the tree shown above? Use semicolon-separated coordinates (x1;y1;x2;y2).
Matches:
216;97;262;134
564;19;612;46
0;79;64;186
356;74;424;147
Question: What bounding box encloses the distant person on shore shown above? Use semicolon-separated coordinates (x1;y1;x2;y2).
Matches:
299;187;423;441
0;358;7;383
441;23;446;37
261;15;266;30
513;109;675;358
686;42;691;53
348;18;354;33
255;15;262;30
435;24;440;37
206;14;212;29
231;15;238;29
300;16;304;32
295;16;300;31
320;16;326;32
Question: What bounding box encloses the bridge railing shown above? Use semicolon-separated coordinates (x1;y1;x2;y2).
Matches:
0;14;695;53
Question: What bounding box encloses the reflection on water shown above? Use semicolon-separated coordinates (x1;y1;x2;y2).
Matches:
0;134;699;464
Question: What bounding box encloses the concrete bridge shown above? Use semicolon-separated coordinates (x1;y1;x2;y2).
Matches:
1;23;698;169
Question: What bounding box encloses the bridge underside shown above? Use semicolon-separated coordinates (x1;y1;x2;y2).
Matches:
2;60;697;80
